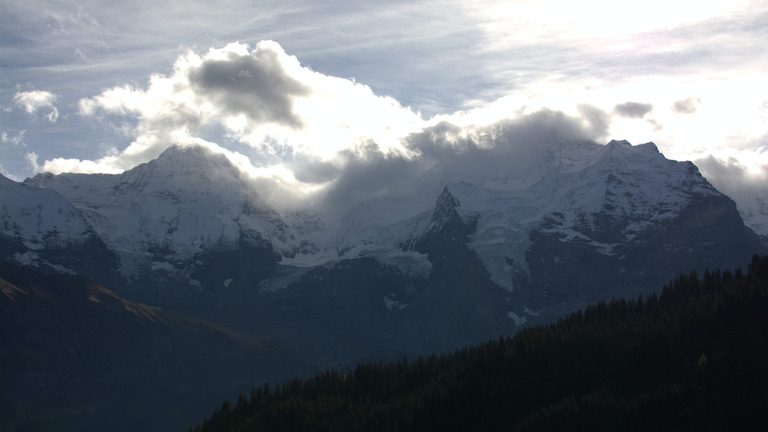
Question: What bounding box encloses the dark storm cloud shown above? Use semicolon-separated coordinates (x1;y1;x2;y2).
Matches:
694;153;767;233
405;109;602;185
189;49;310;128
671;97;701;114
613;102;654;119
317;108;605;217
409;109;598;160
323;151;421;209
695;154;768;202
291;160;341;184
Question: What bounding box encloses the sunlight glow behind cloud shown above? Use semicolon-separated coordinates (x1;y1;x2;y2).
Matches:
66;41;425;175
1;0;766;233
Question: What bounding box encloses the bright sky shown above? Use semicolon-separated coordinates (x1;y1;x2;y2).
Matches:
1;0;766;232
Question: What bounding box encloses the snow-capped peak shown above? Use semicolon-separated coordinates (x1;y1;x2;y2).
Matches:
324;139;732;290
24;143;293;277
1;173;96;247
6;139;756;296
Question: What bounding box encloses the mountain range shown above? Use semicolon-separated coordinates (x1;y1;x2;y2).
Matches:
0;141;767;428
2;139;764;360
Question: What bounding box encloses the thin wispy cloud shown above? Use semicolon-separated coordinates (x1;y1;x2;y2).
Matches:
13;90;59;122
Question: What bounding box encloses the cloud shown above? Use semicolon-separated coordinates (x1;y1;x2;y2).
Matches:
290;160;341;184
1;130;26;147
318;109;607;218
0;163;22;181
42;156;126;175
671;97;701;114
45;39;618;216
695;151;768;235
44;9;103;35
320;150;423;219
613;102;653;119
28;34;763;236
73;41;424;176
25;152;40;172
576;104;610;138
696;154;767;191
188;44;310;128
408;109;599;172
13;91;59;122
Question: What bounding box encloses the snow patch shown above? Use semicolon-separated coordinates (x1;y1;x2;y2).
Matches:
383;294;408;311
281;249;339;268
258;265;313;292
47;263;77;274
22;240;45;251
523;306;540;317
554;228;618;255
14;251;39;265
507;311;527;326
383;296;397;311
151;261;176;272
12;251;76;274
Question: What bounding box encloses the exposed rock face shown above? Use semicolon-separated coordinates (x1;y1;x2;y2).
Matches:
519;143;763;314
405;186;478;254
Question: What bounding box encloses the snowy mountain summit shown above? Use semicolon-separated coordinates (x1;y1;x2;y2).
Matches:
20;146;290;281
329;139;734;290
1;139;764;354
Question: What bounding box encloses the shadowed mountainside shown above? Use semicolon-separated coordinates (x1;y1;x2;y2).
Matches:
193;256;768;432
0;263;322;432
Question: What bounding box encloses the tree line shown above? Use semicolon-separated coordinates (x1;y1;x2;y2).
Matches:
191;255;768;431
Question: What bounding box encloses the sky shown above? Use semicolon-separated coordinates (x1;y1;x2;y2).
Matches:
1;0;766;233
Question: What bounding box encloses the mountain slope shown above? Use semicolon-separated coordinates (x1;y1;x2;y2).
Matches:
320;139;764;330
0;174;118;282
192;255;768;432
24;145;290;264
189;139;764;359
21;145;292;309
358;140;751;284
0;262;320;432
3;139;765;359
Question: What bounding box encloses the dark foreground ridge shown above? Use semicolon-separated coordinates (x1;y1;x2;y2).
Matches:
0;263;321;432
193;255;768;432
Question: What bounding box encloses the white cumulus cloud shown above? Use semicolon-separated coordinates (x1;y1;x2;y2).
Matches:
70;41;425;175
47;40;616;215
33;37;767;236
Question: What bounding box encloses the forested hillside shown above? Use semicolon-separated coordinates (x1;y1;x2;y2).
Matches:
192;255;768;431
